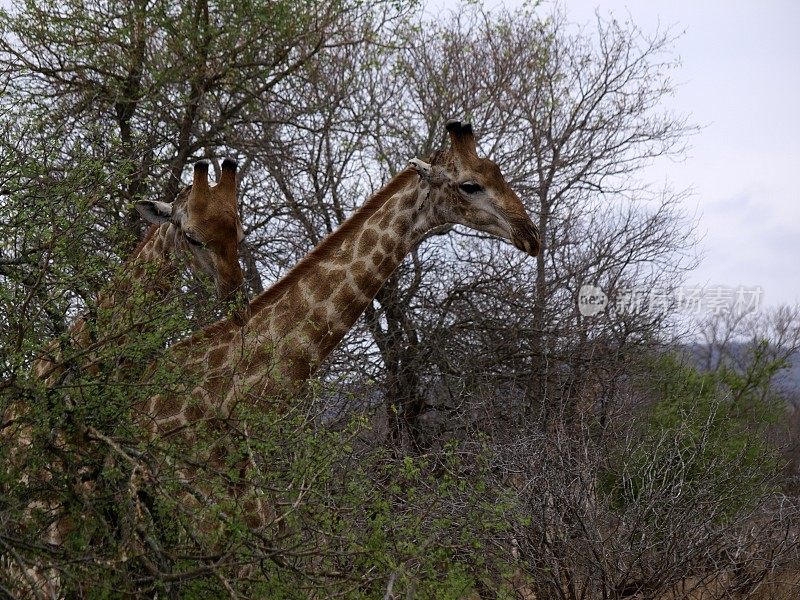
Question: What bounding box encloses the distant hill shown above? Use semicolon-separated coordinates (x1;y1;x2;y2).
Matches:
777;352;800;407
681;343;800;408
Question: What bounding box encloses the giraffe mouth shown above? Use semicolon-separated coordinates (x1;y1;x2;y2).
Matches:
224;294;250;326
218;279;250;326
514;238;538;257
509;217;541;257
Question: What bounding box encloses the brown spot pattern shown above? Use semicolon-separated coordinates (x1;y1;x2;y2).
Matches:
358;229;379;253
380;235;396;253
207;346;228;368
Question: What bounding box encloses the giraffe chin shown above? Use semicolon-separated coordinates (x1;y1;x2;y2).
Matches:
514;236;540;258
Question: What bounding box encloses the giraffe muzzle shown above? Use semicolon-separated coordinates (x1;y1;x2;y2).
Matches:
510;217;541;258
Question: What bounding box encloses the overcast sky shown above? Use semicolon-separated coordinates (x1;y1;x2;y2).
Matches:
432;0;800;308
566;0;800;309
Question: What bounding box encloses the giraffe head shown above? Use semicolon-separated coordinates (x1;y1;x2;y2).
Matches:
410;120;540;257
135;159;248;324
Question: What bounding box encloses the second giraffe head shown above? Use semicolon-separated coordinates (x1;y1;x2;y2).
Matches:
136;159;249;324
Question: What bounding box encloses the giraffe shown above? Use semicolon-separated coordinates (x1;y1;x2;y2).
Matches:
145;119;539;453
1;158;247;599
31;158;248;387
106;121;540;579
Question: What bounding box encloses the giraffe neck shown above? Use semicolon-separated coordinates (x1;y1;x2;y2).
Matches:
247;168;435;382
33;222;188;384
97;222;185;313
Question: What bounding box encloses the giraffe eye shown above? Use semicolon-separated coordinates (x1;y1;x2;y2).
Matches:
185;234;204;247
459;181;483;195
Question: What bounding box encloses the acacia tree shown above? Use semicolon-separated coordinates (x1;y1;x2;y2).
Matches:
0;0;408;305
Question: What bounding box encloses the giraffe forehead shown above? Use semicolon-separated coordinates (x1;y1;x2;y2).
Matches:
182;180;238;217
210;183;239;208
453;158;502;185
183;203;240;239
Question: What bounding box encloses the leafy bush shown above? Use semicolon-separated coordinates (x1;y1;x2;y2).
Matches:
601;351;782;522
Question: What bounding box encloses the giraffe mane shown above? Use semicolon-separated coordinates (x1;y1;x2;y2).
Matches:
181;167;418;345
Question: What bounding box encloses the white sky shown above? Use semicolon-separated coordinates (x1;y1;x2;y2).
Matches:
431;0;800;307
565;0;800;309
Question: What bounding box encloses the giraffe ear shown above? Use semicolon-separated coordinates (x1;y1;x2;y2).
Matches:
409;158;432;180
135;200;173;224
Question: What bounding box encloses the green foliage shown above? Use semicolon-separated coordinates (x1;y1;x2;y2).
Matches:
600;351;783;521
3;269;508;597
